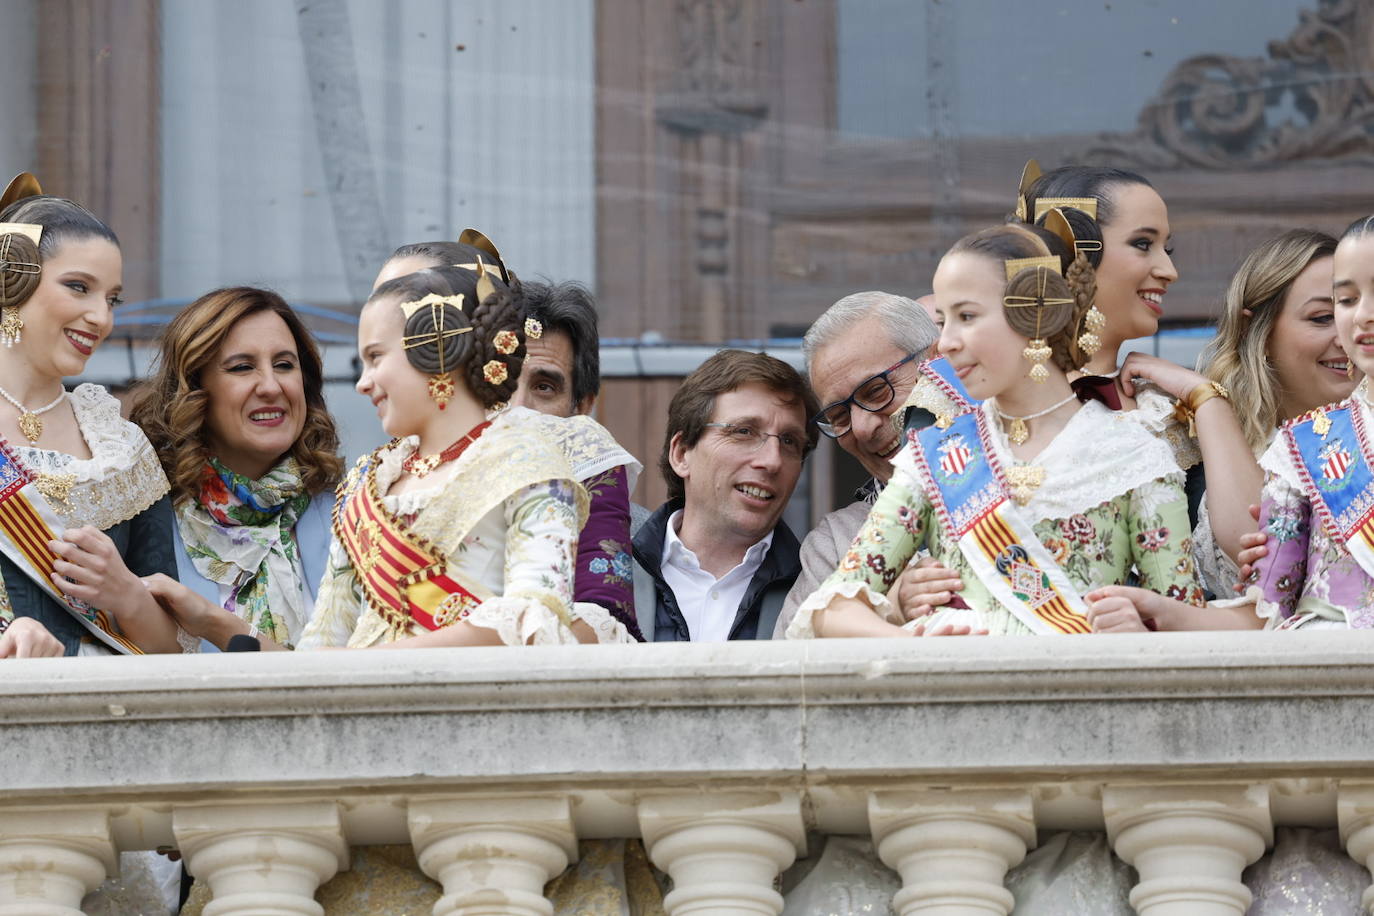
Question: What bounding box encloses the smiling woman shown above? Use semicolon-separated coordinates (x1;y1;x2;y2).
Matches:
127;288;343;650
0;176;181;658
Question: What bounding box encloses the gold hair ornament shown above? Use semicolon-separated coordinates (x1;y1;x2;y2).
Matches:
1013;159;1042;223
0;173;41;213
1003;255;1062;282
457;228;512;284
525;318;543;339
493;330;519;355
0;225;43;348
1034;197;1098;221
482;360;508;386
399;292;473;411
1042;208;1107;359
1003;264;1072;389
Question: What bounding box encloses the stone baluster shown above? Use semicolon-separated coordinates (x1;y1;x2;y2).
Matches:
1104;784;1271;916
173;801;347;916
868;789;1034;916
0;807;115;916
638;791;805;916
408;795;577;916
1337;783;1374;914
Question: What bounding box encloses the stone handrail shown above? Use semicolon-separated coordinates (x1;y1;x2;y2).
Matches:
1;632;1372;914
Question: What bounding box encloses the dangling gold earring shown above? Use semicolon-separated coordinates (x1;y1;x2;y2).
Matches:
0;305;22;348
1024;299;1051;383
428;373;455;409
1077;304;1105;357
1348;362;1357;380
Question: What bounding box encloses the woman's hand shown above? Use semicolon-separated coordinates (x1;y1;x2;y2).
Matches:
890;557;964;622
1235;504;1268;591
0;617;64;658
49;527;146;611
1085;590;1153;633
141;574;227;640
1118;352;1209;401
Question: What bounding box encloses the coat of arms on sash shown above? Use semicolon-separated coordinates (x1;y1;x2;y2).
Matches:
1318;438;1354;491
936;433;977;481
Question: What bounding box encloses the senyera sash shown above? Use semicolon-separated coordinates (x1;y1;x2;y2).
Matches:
1285;402;1374;579
335;456;493;633
911;410;1091;634
0;440;142;653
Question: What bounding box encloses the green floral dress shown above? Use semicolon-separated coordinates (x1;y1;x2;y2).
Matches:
789;400;1206;636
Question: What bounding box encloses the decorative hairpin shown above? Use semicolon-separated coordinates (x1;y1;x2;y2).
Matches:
1034;197;1098;221
525;318;543;339
400;293;472;411
482;360;509;386
1003;267;1071;384
1013;159;1042;223
0;227;42;348
1003;255;1062;281
0;173;41;213
1041;209;1106;359
458;228;512;284
493;330;519;355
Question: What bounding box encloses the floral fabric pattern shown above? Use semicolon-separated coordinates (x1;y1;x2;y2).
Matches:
791;401;1204;637
176;457;312;646
1248;399;1374;628
579;464;641;639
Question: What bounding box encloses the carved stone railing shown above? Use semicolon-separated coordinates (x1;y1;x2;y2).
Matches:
1;633;1373;914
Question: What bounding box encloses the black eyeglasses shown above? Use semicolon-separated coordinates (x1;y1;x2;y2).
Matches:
812;352;919;438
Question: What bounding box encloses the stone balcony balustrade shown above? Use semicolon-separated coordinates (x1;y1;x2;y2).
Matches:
0;632;1372;915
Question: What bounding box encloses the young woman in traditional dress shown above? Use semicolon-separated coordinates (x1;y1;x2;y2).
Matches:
0;174;179;656
371;236;643;638
295;258;632;649
129;287;342;650
790;221;1204;641
899;164;1261;619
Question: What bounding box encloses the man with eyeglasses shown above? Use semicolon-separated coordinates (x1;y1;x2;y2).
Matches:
772;291;942;637
631;350;819;642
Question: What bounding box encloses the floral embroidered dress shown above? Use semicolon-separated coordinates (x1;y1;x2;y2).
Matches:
511;409;643;640
297;407;634;648
1247;385;1374;629
175;457;316;647
788;399;1204;637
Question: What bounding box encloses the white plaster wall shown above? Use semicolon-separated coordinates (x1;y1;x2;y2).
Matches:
159;0;595;305
0;0;37;181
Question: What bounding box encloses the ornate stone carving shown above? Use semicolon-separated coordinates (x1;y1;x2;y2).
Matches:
1086;0;1374;168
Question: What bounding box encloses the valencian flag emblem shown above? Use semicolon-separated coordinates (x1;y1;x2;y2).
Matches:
938;435;974;478
1320;439;1354;490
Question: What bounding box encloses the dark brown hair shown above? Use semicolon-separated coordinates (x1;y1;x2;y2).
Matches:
659;349;820;501
368;265;526;409
0;195;120;311
128;287;343;504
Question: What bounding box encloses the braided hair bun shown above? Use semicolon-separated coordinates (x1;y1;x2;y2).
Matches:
369;263;528;410
0;230;41;310
1002;265;1079;372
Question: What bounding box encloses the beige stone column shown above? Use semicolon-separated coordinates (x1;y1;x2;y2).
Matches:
868;789;1034;916
1105;785;1271;916
639;791;805;916
408;795;577;916
1336;783;1374;914
0;808;115;915
173;801;347;916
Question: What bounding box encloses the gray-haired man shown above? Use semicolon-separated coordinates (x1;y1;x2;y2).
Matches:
773;291;940;637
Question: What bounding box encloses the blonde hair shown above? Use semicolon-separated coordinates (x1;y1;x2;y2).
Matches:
1199;229;1337;453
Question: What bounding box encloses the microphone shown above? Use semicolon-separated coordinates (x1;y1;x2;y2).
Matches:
225;634;262;653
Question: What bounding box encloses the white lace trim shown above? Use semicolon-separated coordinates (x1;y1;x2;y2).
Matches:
15;383;170;529
465;594;583;646
786;579;895;639
572;601;636;644
1192;501;1242;597
896;399;1185;526
1129;383;1202;469
904;374;965;423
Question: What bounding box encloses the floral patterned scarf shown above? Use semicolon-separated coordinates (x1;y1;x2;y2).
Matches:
175;457;312;646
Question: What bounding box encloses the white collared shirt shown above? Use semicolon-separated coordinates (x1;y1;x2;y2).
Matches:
660;510;775;642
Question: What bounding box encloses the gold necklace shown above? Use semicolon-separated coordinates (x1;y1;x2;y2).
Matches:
1004;465;1046;506
0;384;66;443
993;392;1078;445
